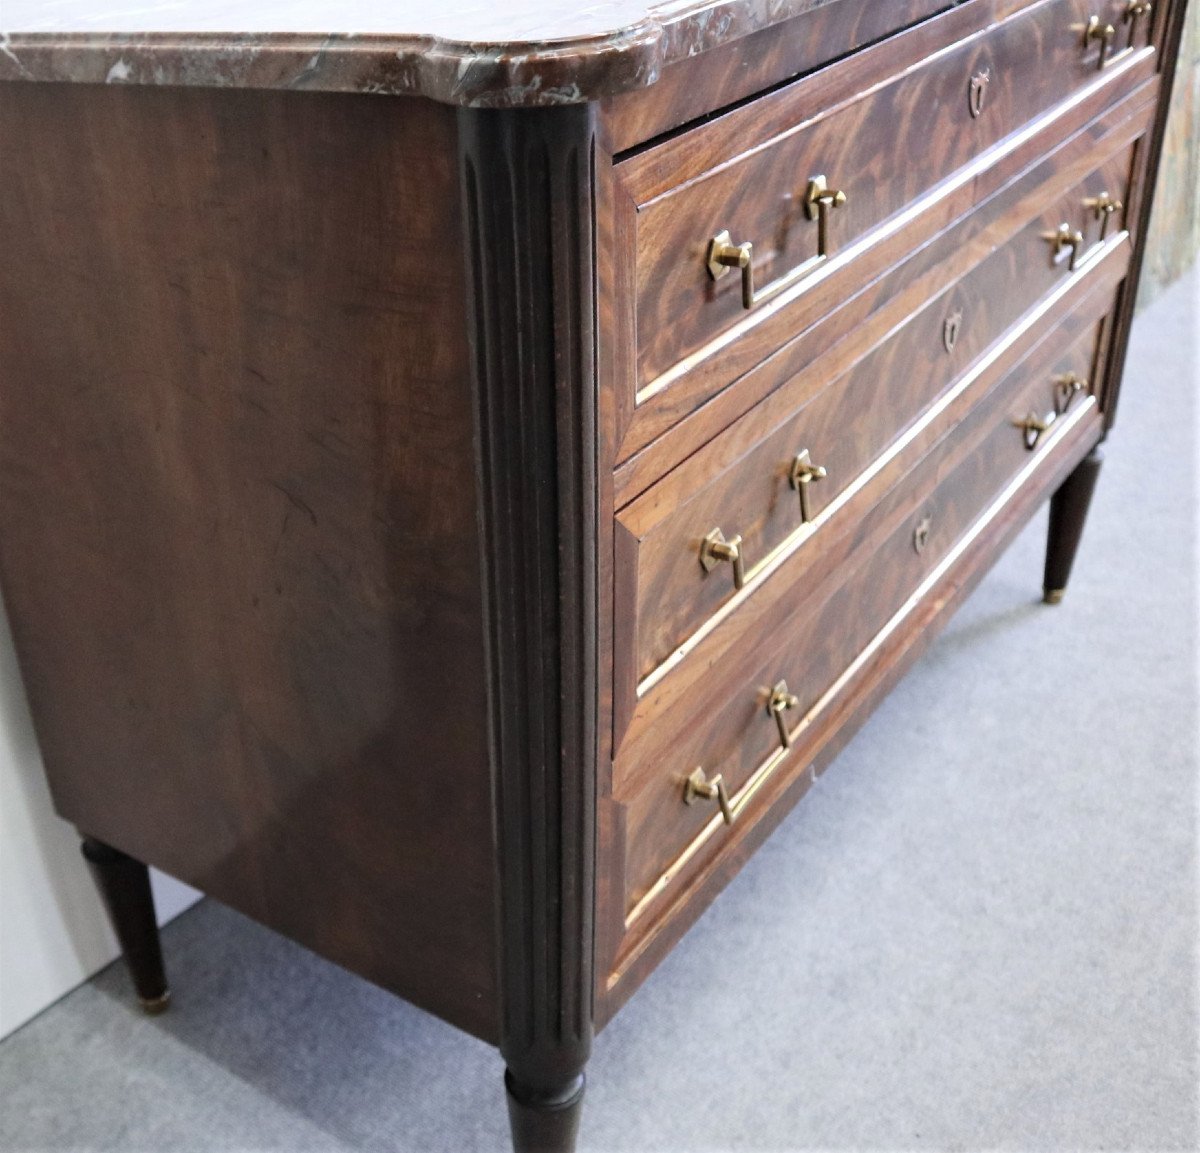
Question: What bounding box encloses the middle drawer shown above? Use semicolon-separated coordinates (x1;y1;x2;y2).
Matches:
615;125;1140;686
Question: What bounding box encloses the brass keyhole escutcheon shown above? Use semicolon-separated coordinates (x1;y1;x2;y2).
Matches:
968;69;990;118
943;308;964;353
789;450;828;522
768;680;800;749
913;514;933;555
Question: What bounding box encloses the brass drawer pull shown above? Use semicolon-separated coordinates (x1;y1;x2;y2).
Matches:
789;450;828;523
1083;190;1123;241
700;527;745;589
1013;410;1057;451
684;767;734;825
706;175;846;310
804;175;848;259
1123;0;1152;47
706;231;753;294
1054;372;1088;414
685;677;800;826
1079;15;1117;70
1043;222;1086;270
768;680;800;749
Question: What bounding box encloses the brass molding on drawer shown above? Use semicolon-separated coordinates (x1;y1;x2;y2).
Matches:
704;176;848;310
621;344;1106;938
680;678;800;826
1014;370;1091;447
613;78;1157;506
615;124;1142;701
612;0;1160;466
613;236;1129;799
619;239;1128;711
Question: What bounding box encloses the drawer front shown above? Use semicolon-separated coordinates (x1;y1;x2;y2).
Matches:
602;0;957;154
619;300;1111;925
623;0;1156;412
617;132;1139;684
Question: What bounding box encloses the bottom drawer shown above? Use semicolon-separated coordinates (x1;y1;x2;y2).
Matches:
619;292;1113;933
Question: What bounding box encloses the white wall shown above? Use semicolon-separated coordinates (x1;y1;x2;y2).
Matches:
0;597;199;1040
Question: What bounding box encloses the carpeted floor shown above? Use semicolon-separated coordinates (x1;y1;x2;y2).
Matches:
1;269;1196;1153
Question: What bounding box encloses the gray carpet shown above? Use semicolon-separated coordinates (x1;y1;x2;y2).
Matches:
1;268;1196;1153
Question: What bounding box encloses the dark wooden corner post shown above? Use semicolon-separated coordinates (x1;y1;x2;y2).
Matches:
459;103;599;1153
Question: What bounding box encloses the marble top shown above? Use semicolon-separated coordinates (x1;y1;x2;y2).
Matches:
0;0;846;105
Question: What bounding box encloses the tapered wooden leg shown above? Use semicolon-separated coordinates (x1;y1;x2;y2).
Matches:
505;1070;585;1153
1043;447;1104;604
80;837;170;1013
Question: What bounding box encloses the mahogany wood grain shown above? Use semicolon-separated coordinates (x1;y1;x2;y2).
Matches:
627;0;1154;395
615;307;1110;916
599;401;1107;1022
612;48;1157;468
612;239;1127;799
601;0;954;153
0;0;1187;1144
0;83;500;1042
616;135;1139;683
612;77;1157;505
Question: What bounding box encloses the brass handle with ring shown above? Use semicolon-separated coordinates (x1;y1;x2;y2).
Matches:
1013;410;1057;451
1083;191;1123;241
1079;15;1117;70
768;680;800;750
699;527;746;590
804;175;848;258
684;767;734;825
706;176;847;310
1053;372;1088;415
1123;0;1152;47
1043;222;1086;271
789;450;828;523
684;676;801;825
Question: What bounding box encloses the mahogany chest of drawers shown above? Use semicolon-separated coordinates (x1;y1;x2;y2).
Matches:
0;1;1189;1148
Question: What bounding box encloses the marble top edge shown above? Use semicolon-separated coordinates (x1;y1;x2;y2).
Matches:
0;0;843;105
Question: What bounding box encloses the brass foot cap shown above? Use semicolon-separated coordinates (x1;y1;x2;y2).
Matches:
1043;588;1066;605
138;990;171;1015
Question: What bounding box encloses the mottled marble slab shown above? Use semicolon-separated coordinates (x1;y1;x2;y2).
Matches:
0;0;852;105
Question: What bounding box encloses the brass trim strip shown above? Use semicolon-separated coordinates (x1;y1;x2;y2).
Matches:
623;396;1097;932
634;237;1125;700
634;43;1153;409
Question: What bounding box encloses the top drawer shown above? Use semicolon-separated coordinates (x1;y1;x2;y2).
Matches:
619;0;1159;438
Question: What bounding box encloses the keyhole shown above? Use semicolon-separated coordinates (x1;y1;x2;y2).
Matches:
913;514;933;555
969;69;991;119
943;309;963;353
